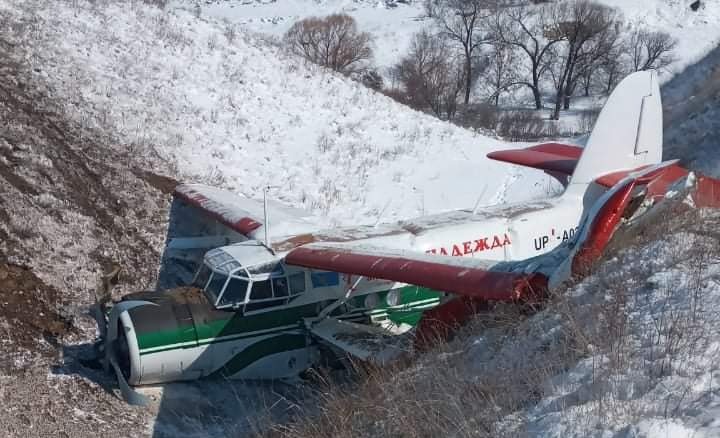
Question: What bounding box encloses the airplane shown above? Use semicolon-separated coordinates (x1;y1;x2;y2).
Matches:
93;71;720;405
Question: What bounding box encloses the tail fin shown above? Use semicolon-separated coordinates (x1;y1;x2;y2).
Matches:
567;70;663;194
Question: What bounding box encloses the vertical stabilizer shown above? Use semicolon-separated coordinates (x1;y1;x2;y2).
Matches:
567;70;663;193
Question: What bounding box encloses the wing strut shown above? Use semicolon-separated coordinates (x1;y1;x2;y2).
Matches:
315;275;365;322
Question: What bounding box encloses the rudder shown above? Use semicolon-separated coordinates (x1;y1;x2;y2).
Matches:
567;70;663;192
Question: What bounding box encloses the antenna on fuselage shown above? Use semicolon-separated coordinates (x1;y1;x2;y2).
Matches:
374;198;393;228
262;185;276;254
472;184;488;215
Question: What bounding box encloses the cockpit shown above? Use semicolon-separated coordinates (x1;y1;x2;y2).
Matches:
192;241;306;312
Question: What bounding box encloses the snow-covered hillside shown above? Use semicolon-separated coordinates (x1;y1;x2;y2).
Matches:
4;0;557;232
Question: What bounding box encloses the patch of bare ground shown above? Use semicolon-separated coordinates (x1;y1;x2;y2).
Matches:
0;262;72;372
0;369;150;437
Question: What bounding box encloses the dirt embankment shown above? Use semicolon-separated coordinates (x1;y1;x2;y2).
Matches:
0;15;173;437
0;32;175;345
0;262;71;371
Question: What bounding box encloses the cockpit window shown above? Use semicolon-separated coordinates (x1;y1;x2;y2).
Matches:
193;264;212;289
204;272;228;304
219;277;249;307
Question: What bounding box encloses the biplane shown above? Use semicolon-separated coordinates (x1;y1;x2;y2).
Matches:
94;71;720;404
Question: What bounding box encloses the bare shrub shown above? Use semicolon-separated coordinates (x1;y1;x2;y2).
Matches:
283;14;373;75
140;0;169;8
455;102;499;131
497;109;547;140
423;0;440;18
380;86;411;106
224;22;239;44
395;30;465;120
358;69;383;90
578;107;600;133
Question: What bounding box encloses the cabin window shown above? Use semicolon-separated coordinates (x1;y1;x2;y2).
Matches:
289;273;305;294
249;279;273;300
219;277;249;307
311;271;339;288
245;279;285;312
272;277;289;297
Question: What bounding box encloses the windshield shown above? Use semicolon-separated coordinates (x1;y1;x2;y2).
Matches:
204;271;229;305
219;277;249;307
193;264;212;289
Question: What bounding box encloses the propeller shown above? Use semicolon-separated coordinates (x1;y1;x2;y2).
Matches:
89;266;152;406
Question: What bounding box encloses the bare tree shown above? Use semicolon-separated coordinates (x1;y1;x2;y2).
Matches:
547;0;617;120
396;30;466;120
483;41;519;106
434;0;496;105
283;14;373;75
597;35;628;94
494;2;566;110
566;13;622;103
628;29;677;72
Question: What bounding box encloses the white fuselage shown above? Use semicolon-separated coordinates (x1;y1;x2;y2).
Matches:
336;193;586;265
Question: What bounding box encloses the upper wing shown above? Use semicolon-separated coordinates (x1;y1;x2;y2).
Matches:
173;184;318;238
174;184;265;236
285;243;546;301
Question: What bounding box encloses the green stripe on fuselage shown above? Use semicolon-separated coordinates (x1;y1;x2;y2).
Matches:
136;286;443;354
209;333;308;378
136;302;321;352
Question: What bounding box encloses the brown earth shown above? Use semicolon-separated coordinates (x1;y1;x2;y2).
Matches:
0;262;73;373
0;11;175;437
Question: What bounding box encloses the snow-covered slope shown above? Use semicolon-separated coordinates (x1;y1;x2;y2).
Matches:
4;0;555;232
663;44;720;177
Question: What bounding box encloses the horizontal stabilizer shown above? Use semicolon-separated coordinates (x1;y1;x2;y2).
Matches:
487;143;583;179
286;243;543;301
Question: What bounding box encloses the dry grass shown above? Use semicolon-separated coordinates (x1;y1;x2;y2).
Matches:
264;303;581;438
